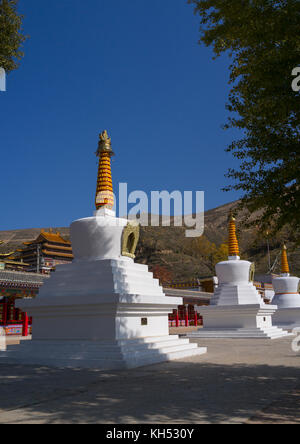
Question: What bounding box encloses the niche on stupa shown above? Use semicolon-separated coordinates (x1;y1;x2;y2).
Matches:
121;222;140;259
249;263;256;283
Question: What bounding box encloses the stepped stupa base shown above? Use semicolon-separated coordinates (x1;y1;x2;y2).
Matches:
188;327;291;339
1;336;207;369
272;308;300;331
0;257;207;369
188;305;293;340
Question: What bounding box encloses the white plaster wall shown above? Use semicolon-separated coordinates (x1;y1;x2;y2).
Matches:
203;311;258;329
116;315;169;340
216;260;251;285
256;314;272;328
71;216;128;261
273;308;300;328
272;276;300;308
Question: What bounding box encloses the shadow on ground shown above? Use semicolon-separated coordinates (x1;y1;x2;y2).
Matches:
0;358;299;424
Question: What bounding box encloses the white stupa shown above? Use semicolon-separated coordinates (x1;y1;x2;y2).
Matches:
188;215;291;339
1;131;206;368
272;245;300;330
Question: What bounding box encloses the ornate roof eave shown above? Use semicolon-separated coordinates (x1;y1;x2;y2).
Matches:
0;252;15;258
23;231;71;247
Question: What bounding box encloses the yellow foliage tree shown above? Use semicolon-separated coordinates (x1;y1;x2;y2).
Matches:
192;236;229;273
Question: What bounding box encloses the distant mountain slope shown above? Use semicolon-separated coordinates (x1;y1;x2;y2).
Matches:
0;201;299;280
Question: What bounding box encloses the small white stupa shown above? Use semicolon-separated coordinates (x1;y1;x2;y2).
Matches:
272;245;300;330
188;214;291;339
2;131;206;368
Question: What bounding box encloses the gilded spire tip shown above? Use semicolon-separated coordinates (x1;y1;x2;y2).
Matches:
96;130;114;157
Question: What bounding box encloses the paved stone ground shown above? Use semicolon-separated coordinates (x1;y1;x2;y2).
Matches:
0;334;299;424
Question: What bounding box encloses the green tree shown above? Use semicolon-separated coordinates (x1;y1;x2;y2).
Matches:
0;0;26;73
189;0;300;241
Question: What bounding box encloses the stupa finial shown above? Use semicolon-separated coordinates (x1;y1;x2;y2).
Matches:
96;130;114;157
281;244;290;275
228;211;240;258
95;130;115;211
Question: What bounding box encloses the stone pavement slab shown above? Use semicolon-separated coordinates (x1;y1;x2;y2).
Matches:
0;336;299;424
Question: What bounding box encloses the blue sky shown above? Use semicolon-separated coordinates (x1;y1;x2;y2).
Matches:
0;0;242;231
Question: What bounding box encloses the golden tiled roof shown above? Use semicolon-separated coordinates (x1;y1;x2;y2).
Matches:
0;252;15;259
42;250;74;259
4;260;29;267
43;243;73;252
23;230;71;246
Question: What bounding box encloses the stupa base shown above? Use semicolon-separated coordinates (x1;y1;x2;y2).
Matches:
1;336;207;369
188;305;293;339
188;327;292;339
0;257;208;369
273;308;300;331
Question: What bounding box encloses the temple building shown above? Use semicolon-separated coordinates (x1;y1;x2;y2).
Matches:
0;242;29;272
0;269;48;348
15;230;74;274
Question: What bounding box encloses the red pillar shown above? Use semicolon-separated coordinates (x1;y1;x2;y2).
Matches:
22;312;29;337
175;310;179;328
194;309;198;327
185;305;189;327
2;302;8;326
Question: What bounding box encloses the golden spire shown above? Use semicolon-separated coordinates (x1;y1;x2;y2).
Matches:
281;244;290;274
95;130;115;211
228;212;240;257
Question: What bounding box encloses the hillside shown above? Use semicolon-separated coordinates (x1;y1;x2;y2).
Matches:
1;201;299;281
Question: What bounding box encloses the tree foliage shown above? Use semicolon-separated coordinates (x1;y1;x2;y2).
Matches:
189;0;300;241
150;265;173;285
190;235;228;273
0;0;26;73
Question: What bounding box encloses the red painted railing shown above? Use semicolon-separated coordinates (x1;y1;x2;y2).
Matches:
0;301;32;336
169;305;203;328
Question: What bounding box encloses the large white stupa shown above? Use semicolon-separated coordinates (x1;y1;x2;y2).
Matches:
272;245;300;330
188;215;291;339
1;131;206;368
